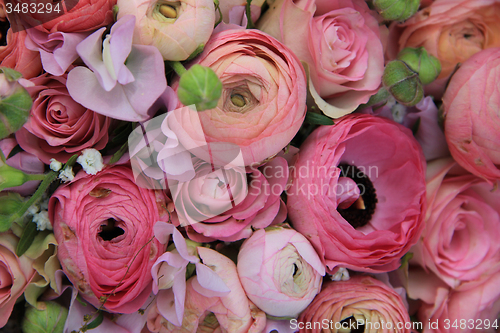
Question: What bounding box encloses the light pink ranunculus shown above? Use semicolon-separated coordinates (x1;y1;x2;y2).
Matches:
298;276;411;333
442;47;500;185
411;158;500;289
258;0;384;118
172;28;307;166
287;114;426;273
117;0;215;61
15;73;111;164
0;233;35;328
48;165;169;314
237;227;325;318
147;247;267;333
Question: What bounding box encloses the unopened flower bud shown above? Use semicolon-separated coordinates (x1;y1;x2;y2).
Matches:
22;301;68;333
0;192;24;217
0;154;33;191
373;0;420;22
177;64;222;111
382;60;423;107
397;47;442;84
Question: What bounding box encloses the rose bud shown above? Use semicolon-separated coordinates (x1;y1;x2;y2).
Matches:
383;60;423;106
442;47;500;184
373;0;420;22
22;301;68;333
237;226;325;318
397;47;442;84
117;0;215;61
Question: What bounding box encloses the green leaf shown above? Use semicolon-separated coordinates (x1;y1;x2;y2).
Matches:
0;67;23;81
305;112;335;125
86;312;104;330
109;142;128;165
0;85;33;140
399;252;413;268
16;218;39;257
411;117;421;135
177;64;222;111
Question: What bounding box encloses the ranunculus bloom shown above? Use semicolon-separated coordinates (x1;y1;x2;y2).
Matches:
237;227;325;318
15;73;111;164
0;138;44;195
0;233;35;328
0;7;42;79
258;0;384;118
387;0;500;81
48;165;169;313
172;28;307;166
147;247;267;333
442;47;500;184
287;114;426;273
117;0;215;61
298;276;412;333
411;158;500;289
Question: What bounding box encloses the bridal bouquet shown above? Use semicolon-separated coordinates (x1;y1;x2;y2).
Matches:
1;0;500;332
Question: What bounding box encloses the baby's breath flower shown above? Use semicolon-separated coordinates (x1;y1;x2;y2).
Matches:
77;149;104;175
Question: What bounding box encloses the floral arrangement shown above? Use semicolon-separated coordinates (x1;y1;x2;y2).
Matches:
0;0;500;332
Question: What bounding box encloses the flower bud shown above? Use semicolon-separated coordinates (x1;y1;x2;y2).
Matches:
0;153;34;192
0;69;33;140
397;47;442;84
373;0;420;22
22;301;68;333
382;60;423;107
177;64;222;111
0;192;24;217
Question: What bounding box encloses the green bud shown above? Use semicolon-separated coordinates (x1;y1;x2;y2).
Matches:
22;301;68;333
0;151;37;192
177;64;222;111
373;0;420;22
382;60;423;107
0;192;24;216
0;68;33;140
397;47;442;84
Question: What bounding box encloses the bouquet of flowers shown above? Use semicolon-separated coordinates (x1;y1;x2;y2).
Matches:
1;0;500;332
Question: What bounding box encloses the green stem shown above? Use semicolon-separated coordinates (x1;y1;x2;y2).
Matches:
167;61;188;77
246;0;254;29
26;173;48;181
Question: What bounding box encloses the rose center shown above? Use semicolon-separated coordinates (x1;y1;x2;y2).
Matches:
337;163;377;229
98;218;125;241
0;18;10;47
339;316;365;333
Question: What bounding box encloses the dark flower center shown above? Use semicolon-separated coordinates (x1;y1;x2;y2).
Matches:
339;316;365;333
0;18;10;47
98;218;125;241
337;163;377;229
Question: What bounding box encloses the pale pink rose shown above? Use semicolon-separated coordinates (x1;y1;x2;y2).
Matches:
298;276;412;333
15;73;112;164
411;158;500;289
442;48;500;184
172;28;307;166
237;227;325;318
147;247;267;333
0;232;35;328
0;138;44;195
216;0;264;24
287;114;426;273
258;0;384;118
117;0;215;61
387;0;500;93
48;165;169;314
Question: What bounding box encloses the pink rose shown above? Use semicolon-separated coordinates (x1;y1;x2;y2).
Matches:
387;0;500;84
173;28;307;166
298;276;412;333
0;138;44;195
117;0;215;61
287;114;426;273
15;73;111;164
0;232;35;328
442;47;500;184
147;247;267;333
411;158;500;289
237;227;325;318
49;165;169;313
258;0;384;117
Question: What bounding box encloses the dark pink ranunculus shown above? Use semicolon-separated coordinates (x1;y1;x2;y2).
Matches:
49;165;170;314
442;47;500;185
287;114;426;273
15;73;111;164
258;0;385;118
411;158;500;289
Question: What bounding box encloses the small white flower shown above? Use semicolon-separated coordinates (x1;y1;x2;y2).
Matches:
330;267;350;281
32;210;52;231
27;204;39;216
77;149;104;175
59;166;74;182
50;158;63;172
